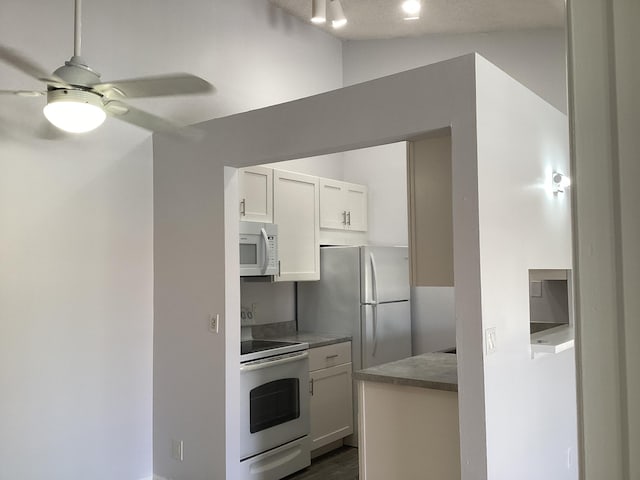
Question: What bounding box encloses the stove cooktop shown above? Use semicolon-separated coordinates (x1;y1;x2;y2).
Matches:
240;339;308;363
241;339;298;355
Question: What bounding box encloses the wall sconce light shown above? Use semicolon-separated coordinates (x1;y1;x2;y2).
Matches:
311;0;326;24
552;171;571;194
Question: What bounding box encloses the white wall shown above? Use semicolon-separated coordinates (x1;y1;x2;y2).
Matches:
266;153;345;180
342;142;408;247
162;53;487;479
343;28;567;113
475;57;577;480
0;1;342;479
341;29;569;356
567;1;639;478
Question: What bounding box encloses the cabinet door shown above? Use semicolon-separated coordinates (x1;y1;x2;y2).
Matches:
273;170;320;281
310;363;354;451
239;166;273;223
319;178;347;230
344;183;368;232
407;135;453;286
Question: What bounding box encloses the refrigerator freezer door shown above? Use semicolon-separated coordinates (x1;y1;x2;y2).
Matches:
361;246;410;304
361;301;412;368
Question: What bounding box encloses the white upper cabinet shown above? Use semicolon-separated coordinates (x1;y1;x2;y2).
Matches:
319;179;368;232
273;170;320;282
319;179;345;229
344;183;368;232
239;166;273;223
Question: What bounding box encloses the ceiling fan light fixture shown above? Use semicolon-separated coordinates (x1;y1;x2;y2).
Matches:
329;0;347;28
43;89;106;133
311;0;326;24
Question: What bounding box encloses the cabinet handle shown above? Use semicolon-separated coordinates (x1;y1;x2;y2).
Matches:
278;260;281;277
326;354;339;359
342;211;347;225
309;378;314;395
347;211;351;226
240;198;246;216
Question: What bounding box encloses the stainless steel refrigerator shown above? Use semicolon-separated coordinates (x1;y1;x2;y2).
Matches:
297;246;412;371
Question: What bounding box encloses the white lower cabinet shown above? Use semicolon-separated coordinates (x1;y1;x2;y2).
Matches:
308;342;354;452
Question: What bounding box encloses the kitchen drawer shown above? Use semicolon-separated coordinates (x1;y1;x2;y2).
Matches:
309;342;351;372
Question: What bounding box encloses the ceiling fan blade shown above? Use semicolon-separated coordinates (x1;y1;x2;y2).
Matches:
0;89;45;96
0;45;69;87
103;99;201;138
92;73;214;98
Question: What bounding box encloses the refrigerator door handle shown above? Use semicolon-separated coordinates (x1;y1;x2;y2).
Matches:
372;303;378;357
370;252;379;304
370;252;379;356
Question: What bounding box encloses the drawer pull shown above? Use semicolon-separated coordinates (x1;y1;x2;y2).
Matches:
326;354;339;359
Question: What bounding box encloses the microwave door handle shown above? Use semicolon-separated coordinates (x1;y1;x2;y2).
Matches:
260;227;269;274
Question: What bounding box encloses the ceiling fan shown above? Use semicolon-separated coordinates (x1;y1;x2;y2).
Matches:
0;0;214;135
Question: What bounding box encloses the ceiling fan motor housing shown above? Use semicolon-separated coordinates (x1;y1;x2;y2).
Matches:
52;55;101;87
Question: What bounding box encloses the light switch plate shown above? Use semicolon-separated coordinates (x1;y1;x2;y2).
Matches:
209;314;220;333
172;439;184;461
485;327;497;355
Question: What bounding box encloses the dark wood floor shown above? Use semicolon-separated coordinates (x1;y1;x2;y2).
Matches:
285;446;359;480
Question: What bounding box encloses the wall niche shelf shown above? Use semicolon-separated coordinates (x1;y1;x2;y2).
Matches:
528;269;574;358
530;325;574;358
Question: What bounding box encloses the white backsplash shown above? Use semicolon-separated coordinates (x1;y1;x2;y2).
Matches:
240;280;295;326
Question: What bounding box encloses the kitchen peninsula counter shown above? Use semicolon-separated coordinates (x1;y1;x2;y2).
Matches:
356;352;461;480
354;352;457;392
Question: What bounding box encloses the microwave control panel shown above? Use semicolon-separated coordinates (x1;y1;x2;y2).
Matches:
266;235;278;271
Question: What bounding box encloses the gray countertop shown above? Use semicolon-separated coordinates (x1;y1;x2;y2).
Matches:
354;352;458;392
261;332;352;349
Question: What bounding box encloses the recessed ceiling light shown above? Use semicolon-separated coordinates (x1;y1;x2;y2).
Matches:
401;0;421;16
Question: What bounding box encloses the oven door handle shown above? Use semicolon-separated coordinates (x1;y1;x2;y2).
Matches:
240;351;308;372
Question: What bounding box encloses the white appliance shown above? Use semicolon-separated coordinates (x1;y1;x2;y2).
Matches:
240;222;279;277
239;340;310;480
297;246;412;372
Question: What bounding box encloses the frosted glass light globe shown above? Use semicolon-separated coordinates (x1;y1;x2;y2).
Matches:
43;90;106;133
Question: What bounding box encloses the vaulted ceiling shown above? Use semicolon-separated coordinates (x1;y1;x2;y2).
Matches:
269;0;565;40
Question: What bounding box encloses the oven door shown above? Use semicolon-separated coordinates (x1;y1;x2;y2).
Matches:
240;351;310;460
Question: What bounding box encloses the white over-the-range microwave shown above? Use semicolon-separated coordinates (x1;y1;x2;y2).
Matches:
239;222;279;277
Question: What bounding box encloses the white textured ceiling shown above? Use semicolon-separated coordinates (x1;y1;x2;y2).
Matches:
269;0;565;40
